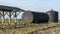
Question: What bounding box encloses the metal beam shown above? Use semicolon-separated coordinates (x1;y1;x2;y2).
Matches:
9;12;11;24
2;11;4;24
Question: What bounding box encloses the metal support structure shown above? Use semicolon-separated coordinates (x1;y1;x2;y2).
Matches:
16;12;21;23
14;11;17;23
9;12;11;24
0;11;21;24
14;11;21;23
0;5;24;25
2;11;4;24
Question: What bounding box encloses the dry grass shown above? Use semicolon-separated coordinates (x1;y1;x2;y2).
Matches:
0;21;60;34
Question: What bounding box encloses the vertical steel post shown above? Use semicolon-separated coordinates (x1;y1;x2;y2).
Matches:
2;11;4;24
9;12;11;24
14;12;17;23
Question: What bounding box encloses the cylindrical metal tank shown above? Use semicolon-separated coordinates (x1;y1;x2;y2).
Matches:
46;10;58;22
22;11;49;23
22;12;33;23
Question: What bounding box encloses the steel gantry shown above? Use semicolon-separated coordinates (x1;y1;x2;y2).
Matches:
0;5;24;24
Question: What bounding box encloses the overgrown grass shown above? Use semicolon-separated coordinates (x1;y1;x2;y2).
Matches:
0;20;59;34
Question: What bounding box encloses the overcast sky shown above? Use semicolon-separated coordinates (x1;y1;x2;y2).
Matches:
0;0;60;19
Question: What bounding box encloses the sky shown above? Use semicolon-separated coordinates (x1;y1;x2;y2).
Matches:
0;0;60;19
